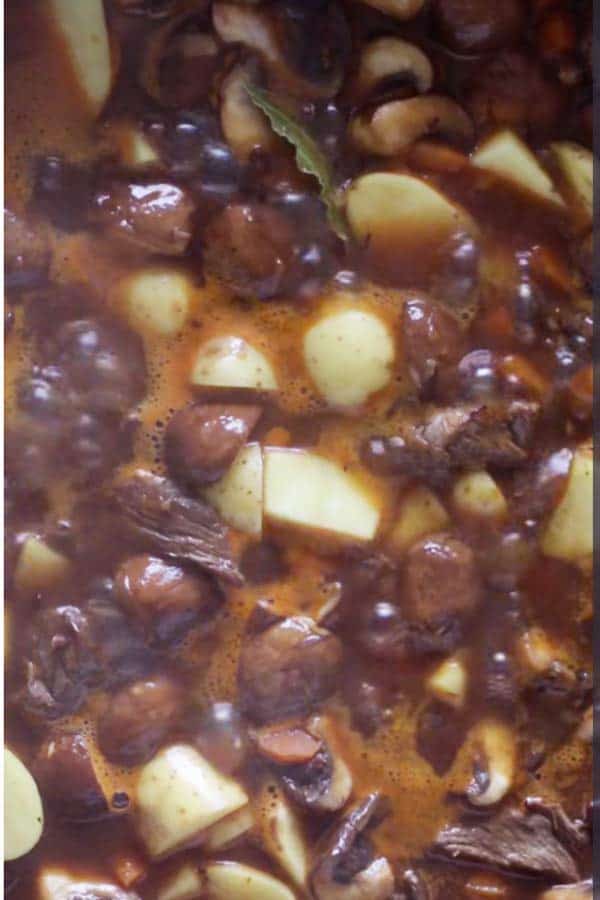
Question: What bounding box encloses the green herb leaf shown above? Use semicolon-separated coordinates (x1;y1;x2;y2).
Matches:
246;82;350;241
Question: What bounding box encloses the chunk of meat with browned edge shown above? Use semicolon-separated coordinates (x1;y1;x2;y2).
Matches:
5;209;50;292
466;51;566;138
89;180;194;255
97;675;183;766
404;533;480;622
238;604;342;723
115;554;222;646
432;0;524;53
113;470;243;584
203;203;295;300
165;403;262;486
431;806;581;883
403;297;465;394
33;731;109;822
311;793;395;900
363;400;539;485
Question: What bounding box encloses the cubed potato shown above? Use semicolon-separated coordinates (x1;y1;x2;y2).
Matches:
346;172;476;253
123;270;191;337
158;865;204;900
472;130;563;206
121;130;161;169
258;784;308;887
204;862;296;900
13;535;70;594
452;471;507;519
204;443;263;536
191;336;278;391
551;142;593;224
303;308;395;407
516;627;564;673
427;655;467;709
5;747;44;861
541;884;592;899
204;804;254;851
541;444;592;563
264;448;380;542
387;486;449;554
48;0;112;115
136;744;248;859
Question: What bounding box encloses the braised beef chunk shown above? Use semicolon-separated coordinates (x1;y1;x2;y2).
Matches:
403;296;465;393
20;605;102;722
5;209;50;292
33;732;109;821
89;180;195;255
165;403;262;486
431;808;581;882
114;470;242;584
238;612;342;723
524;798;590;855
363;401;539;483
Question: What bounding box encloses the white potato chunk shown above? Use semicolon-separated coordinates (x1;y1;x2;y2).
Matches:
158;865;204;900
191;336;278;391
472;130;564;206
258;784;308;887
541;884;593;899
452;471;507;519
48;0;112;115
4;747;44;861
123;270;191;337
427;655;467;709
541;444;592;563
551;142;593;224
136;744;248;859
303;309;395;407
467;720;516;808
38;870;140;900
347;172;474;243
204;443;263;536
204;804;254;851
13;535;70;594
264;449;380;541
204;862;296;900
387;486;449;554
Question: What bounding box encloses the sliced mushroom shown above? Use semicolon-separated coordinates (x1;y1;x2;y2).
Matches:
257;715;353;814
213;1;350;99
220;62;275;162
311;794;395;900
351;96;474;156
466;719;516;807
359;0;426;20
139;12;218;107
356;37;433;101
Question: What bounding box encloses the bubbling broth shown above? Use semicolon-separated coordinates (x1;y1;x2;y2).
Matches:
4;1;593;899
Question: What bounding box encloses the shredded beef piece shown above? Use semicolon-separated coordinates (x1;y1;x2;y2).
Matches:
363;401;539;484
114;469;242;584
431;807;580;883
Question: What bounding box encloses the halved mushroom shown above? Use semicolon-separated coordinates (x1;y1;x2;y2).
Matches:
351;96;473;156
139;12;219;107
220;62;276;162
256;715;353;814
355;37;433;102
359;0;426;20
311;794;395;900
213;1;350;99
466;719;516;808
